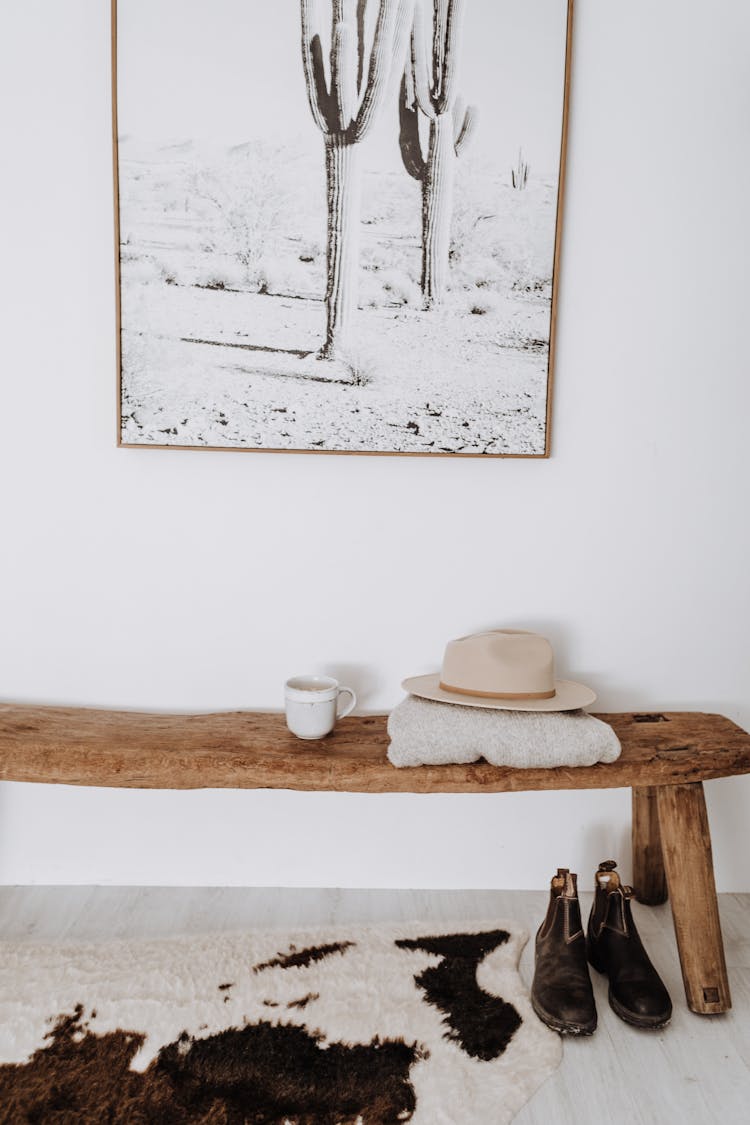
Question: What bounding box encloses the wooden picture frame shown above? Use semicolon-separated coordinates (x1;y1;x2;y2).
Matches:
113;0;573;457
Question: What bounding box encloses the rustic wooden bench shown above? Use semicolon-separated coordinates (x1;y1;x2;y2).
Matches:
2;704;749;1017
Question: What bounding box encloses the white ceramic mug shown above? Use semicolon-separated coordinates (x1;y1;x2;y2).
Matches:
284;675;357;740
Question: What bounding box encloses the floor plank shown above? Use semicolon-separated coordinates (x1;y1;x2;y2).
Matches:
0;887;747;1123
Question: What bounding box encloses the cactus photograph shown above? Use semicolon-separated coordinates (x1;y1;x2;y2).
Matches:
114;0;572;456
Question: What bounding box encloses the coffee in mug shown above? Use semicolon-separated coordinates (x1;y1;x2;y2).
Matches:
284;675;357;740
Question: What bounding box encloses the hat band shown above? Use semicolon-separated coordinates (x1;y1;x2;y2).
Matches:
439;681;556;701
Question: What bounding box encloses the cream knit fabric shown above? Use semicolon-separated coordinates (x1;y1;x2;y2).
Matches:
387;696;621;769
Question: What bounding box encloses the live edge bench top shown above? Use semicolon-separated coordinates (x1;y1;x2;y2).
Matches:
1;705;749;793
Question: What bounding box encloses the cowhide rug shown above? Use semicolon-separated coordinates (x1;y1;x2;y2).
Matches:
0;920;560;1124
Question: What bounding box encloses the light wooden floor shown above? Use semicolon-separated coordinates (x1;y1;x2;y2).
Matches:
1;887;748;1124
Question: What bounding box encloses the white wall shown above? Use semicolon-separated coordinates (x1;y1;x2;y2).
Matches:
1;1;749;890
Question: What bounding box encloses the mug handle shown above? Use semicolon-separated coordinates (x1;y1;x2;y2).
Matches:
336;687;357;721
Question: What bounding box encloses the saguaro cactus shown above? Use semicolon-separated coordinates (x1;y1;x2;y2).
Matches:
511;148;529;190
399;0;477;308
301;0;412;359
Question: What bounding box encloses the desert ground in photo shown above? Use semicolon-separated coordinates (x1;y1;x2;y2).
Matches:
119;139;556;454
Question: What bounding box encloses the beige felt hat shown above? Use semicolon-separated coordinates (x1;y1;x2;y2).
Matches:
402;629;596;712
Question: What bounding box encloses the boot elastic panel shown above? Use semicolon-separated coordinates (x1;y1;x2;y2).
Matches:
603;885;628;935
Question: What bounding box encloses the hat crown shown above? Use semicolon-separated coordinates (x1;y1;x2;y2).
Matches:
440;630;556;699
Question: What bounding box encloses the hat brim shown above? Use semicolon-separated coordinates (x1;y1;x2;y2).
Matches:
401;674;596;712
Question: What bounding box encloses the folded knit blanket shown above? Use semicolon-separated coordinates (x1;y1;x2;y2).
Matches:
387;696;621;769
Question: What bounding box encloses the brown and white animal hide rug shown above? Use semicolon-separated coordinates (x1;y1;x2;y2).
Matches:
0;920;561;1123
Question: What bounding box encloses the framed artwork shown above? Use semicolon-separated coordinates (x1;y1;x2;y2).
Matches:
113;0;573;456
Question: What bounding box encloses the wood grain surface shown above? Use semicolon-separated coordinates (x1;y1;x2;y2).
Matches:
1;706;749;792
657;782;731;1013
631;786;669;905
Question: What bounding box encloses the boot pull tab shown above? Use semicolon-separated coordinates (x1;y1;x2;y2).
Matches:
564;871;578;898
551;868;569;894
595;860;621;893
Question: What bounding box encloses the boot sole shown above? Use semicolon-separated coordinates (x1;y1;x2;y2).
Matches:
531;994;597;1036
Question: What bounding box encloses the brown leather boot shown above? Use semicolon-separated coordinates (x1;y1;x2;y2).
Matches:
531;868;597;1035
586;860;672;1029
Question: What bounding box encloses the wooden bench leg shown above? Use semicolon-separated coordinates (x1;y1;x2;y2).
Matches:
656;782;731;1014
632;786;668;904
